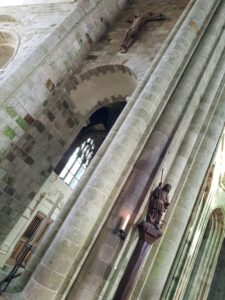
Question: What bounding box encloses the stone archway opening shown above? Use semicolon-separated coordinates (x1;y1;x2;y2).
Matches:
183;208;225;300
55;64;137;189
68;64;137;118
0;31;18;69
55;101;127;189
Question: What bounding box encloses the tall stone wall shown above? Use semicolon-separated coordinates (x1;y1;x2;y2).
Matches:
0;0;128;246
16;0;222;298
0;2;77;80
0;0;187;254
5;1;225;300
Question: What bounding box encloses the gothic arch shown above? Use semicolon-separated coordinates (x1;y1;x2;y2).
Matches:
163;202;225;300
208;231;225;299
183;208;225;300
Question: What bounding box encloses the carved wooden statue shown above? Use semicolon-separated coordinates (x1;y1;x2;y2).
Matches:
120;10;166;53
147;182;172;229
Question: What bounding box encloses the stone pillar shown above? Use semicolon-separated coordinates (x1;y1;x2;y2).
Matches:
64;0;225;298
185;210;225;300
139;84;225;300
208;229;225;300
113;222;162;300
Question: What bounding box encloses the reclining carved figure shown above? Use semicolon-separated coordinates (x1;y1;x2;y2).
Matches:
120;11;166;53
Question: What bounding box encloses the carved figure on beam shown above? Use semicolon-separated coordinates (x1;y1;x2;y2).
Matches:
147;182;172;230
120;10;166;53
114;181;172;300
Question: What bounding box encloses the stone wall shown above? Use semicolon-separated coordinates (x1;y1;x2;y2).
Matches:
0;171;73;268
5;1;225;300
0;0;128;248
18;0;220;298
0;2;77;79
0;0;188;254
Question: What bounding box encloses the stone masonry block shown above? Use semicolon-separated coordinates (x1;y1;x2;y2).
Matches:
42;236;80;277
33;262;64;291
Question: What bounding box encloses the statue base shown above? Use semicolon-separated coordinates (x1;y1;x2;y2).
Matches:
138;221;162;244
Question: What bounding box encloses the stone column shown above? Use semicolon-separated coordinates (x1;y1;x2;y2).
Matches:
66;0;225;298
186;210;225;300
139;83;225;300
113;222;162;300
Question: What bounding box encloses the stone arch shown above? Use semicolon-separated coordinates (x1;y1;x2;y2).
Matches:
54;65;137;186
67;64;137;119
183;207;225;300
55;101;127;188
0;30;19;69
